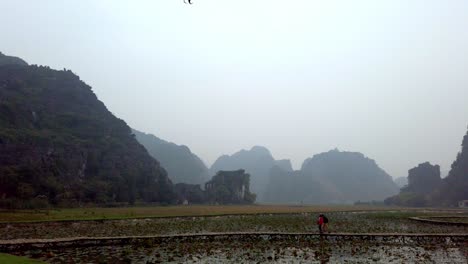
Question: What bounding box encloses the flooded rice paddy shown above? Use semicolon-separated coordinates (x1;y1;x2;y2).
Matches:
1;210;467;263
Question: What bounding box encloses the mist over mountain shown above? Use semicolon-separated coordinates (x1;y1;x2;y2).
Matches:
1;51;465;209
393;177;408;188
210;146;291;201
265;149;399;204
132;129;210;185
264;165;328;204
0;52;175;208
386;126;468;207
274;159;293;172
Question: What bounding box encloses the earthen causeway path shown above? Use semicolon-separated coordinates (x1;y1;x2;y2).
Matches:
1;232;467;253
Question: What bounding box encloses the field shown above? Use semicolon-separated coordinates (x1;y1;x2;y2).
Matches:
0;253;44;264
0;205;467;263
0;205;400;222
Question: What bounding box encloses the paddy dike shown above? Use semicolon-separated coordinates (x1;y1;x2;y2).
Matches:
0;211;467;263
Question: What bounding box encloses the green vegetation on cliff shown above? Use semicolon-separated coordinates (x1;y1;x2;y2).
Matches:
205;170;256;204
0;53;175;208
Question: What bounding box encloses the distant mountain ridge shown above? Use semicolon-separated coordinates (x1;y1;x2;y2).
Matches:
210;146;292;201
265;149;399;204
132;129;210;185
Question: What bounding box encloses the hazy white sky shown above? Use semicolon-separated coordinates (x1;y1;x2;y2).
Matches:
2;0;468;177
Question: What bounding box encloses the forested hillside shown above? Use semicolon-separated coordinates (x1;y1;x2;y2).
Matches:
0;52;175;208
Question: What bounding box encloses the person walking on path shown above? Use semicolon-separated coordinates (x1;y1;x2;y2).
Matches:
317;214;324;234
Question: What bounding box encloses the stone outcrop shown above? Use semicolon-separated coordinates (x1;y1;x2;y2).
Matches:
432;126;468;206
385;162;441;207
386;126;468;207
205;170;256;204
404;162;441;194
210;146;289;202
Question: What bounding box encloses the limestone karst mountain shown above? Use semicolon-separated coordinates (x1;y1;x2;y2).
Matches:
132;129;210;185
0;52;175;208
264;165;329;204
406;162;442;195
204;169;256;204
0;52;28;67
385;162;441;206
265;149;399;204
210;146;291;202
436;126;468;205
386;126;468;207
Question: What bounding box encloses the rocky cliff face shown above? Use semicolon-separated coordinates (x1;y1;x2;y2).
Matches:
385;162;441;207
205;170;256;204
210;146;289;202
265;149;399;204
386;126;468;207
132;129;210;185
0;53;175;208
406;162;441;194
432;126;468;206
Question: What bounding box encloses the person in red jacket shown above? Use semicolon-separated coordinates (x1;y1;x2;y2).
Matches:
317;214;324;234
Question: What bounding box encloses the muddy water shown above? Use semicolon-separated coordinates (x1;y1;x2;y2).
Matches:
2;212;468;240
18;239;468;263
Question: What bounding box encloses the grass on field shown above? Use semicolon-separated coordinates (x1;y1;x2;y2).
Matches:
0;205;406;223
0;253;44;264
0;204;462;223
2;211;467;241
